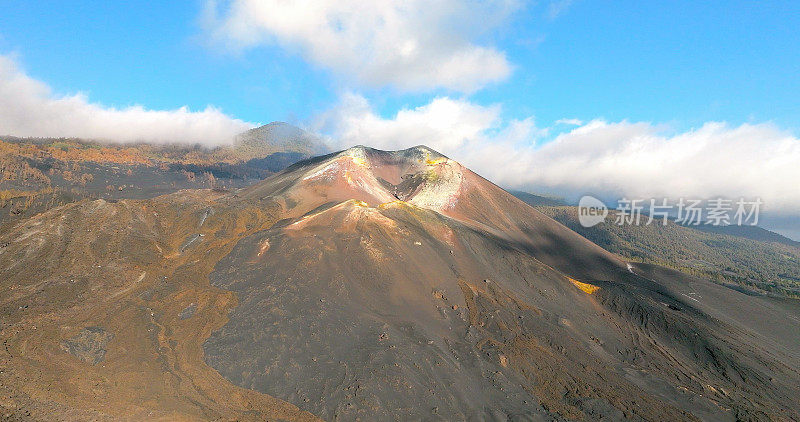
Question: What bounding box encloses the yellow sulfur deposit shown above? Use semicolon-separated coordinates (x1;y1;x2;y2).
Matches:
569;278;600;294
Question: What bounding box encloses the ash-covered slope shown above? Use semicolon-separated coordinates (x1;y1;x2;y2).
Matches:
237;146;625;281
1;145;798;420
202;146;800;421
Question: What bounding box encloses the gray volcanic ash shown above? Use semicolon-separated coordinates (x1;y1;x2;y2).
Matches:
1;146;798;421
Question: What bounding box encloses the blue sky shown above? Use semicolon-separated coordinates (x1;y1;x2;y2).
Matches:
0;1;333;124
1;1;799;237
2;1;798;129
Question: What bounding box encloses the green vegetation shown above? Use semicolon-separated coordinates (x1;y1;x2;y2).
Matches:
537;206;800;298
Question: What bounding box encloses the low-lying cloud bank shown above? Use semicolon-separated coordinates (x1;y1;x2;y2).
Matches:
4;50;798;220
317;94;800;215
0;54;254;144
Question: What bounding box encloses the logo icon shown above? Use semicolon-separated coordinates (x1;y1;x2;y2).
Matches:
578;195;608;227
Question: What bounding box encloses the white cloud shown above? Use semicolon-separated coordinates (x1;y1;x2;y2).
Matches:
518;121;800;213
0;54;254;145
316;93;504;152
204;0;517;93
318;95;800;214
555;118;583;126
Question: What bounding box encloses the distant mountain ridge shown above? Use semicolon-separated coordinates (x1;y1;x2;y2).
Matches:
688;222;800;248
232;122;329;159
508;190;568;207
510;190;798;247
0;122;327;228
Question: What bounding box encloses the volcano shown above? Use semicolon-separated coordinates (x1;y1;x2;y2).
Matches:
1;146;798;421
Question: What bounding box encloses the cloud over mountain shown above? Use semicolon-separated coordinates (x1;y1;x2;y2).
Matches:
318;94;800;214
0;54;254;144
204;0;517;93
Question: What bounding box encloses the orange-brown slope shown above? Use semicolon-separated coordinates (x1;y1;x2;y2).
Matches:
203;146;800;420
204;195;694;420
0;191;319;421
240;145;628;282
2;145;799;421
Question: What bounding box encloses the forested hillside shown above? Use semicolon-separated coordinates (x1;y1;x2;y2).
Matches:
537;206;800;298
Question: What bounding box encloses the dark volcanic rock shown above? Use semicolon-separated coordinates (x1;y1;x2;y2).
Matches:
179;303;197;320
61;327;114;365
8;144;797;420
202;146;800;421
